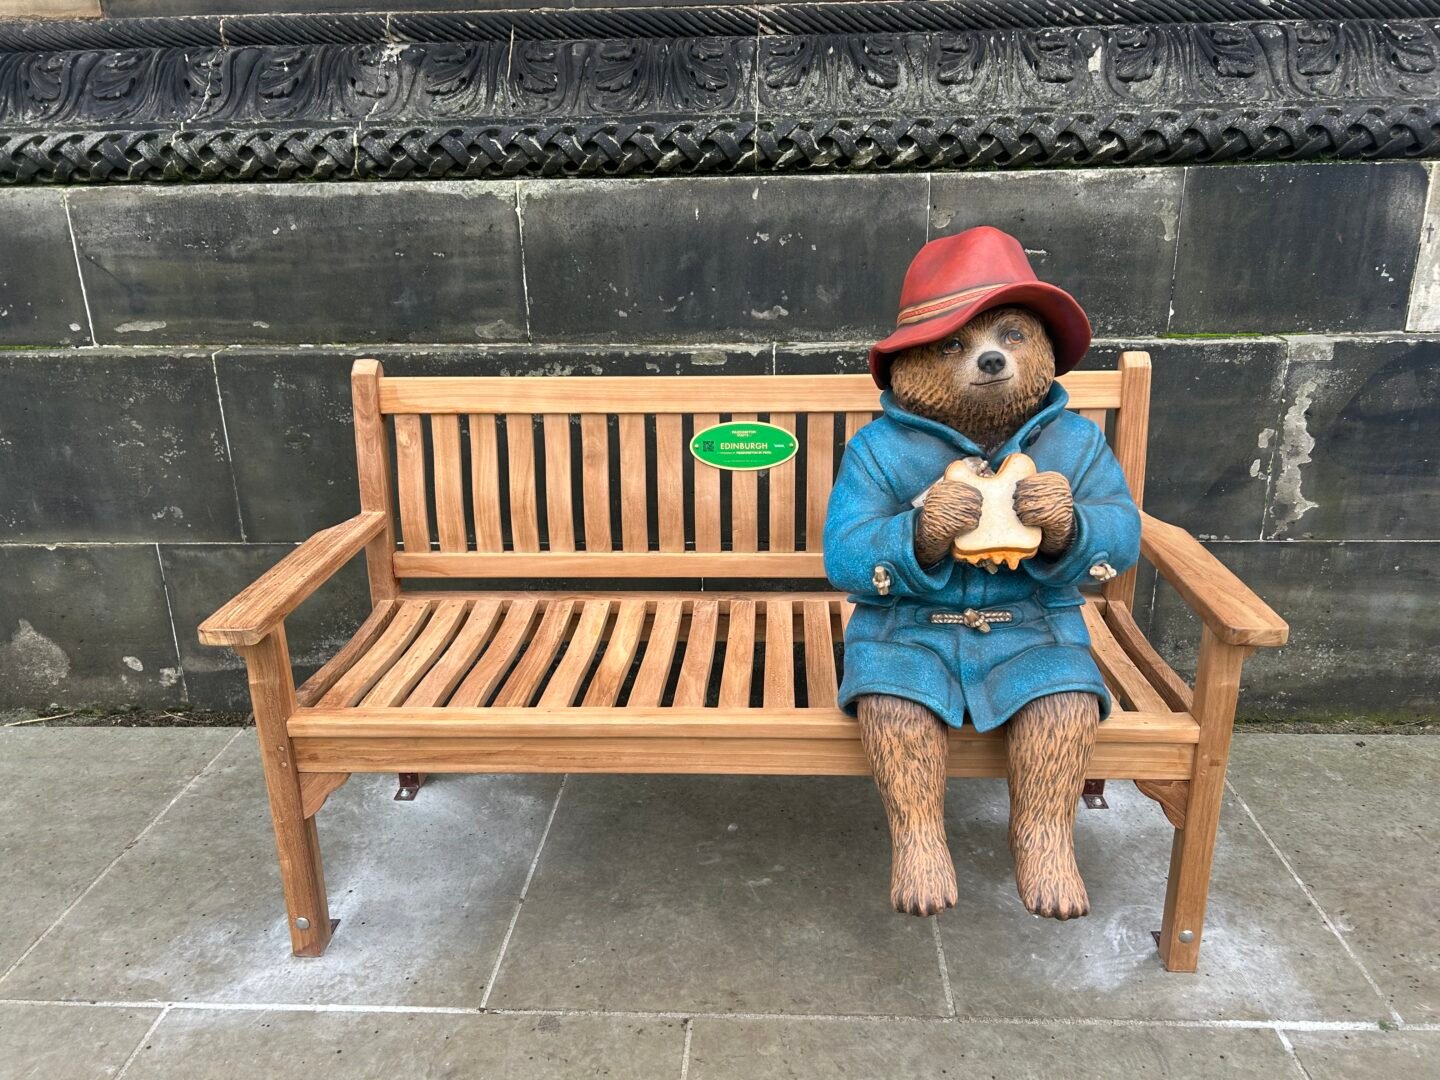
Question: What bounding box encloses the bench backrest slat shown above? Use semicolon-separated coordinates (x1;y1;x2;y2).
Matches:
354;361;1150;606
376;372;1126;414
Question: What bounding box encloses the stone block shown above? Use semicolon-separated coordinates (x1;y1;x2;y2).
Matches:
1093;338;1287;540
930;169;1182;336
1171;163;1428;334
1264;337;1440;541
0;544;183;709
1406;163;1439;331
159;543;371;710
1148;540;1438;718
0;190;90;346
521;175;928;343
0;350;240;542
65;183;526;345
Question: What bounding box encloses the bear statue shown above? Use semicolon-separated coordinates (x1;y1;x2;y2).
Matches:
823;227;1142;920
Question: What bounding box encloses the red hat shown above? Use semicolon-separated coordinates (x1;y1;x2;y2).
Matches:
869;226;1091;388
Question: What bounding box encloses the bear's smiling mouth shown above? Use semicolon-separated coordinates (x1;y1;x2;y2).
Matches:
969;375;1014;387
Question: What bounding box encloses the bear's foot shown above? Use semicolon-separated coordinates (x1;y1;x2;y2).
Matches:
891;828;958;917
1011;828;1089;921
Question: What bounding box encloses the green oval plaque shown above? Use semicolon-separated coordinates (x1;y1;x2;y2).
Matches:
690;421;798;472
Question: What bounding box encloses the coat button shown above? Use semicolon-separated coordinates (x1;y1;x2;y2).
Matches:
872;565;892;596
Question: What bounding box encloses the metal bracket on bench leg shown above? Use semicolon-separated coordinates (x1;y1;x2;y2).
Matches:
1082;778;1108;810
394;773;425;801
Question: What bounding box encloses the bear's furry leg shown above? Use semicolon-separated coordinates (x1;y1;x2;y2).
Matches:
1005;691;1100;920
857;694;958;917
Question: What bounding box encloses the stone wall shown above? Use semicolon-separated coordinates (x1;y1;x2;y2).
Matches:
1;162;1436;718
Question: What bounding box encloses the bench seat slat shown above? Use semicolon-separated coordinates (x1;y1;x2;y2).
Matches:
319;600;433;708
802;599;838;707
718;599;756;708
1082;600;1169;713
448;598;540;707
763;600;794;708
674;599;720;707
1104;601;1194;712
363;599;471;707
494;599;577;707
627;599;684;707
407;599;503;708
538;600;612;707
296;600;399;708
582;599;648;707
305;594;1191;738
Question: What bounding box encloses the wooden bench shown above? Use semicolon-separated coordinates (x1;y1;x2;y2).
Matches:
199;354;1287;971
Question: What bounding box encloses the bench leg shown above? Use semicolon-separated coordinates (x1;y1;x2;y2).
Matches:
1158;629;1245;972
241;627;334;958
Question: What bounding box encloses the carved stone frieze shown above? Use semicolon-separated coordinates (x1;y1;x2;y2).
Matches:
1;15;1438;182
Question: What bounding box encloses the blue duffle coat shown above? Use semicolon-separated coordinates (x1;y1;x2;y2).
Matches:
823;384;1141;732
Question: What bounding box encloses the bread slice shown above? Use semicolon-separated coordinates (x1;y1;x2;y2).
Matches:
946;453;1042;570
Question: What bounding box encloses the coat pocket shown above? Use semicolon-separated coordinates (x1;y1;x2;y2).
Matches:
1044;606;1092;650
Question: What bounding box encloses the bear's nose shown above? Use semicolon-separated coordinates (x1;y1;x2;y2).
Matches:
976;351;1006;376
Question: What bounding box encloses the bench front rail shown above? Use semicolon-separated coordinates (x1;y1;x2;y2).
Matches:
199;357;1286;971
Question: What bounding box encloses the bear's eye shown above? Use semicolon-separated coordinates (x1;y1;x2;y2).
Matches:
941;338;963;354
1003;328;1024;345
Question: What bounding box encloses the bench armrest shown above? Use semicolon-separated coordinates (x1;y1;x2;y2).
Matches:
198;512;387;648
1140;512;1288;649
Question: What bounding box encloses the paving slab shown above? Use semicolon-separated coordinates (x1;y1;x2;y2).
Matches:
934;775;1386;1022
1288;1029;1440;1080
485;774;950;1016
120;1007;682;1080
0;729;237;975
1;732;562;1007
1228;735;1440;1023
0;1003;159;1080
687;1016;1296;1079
